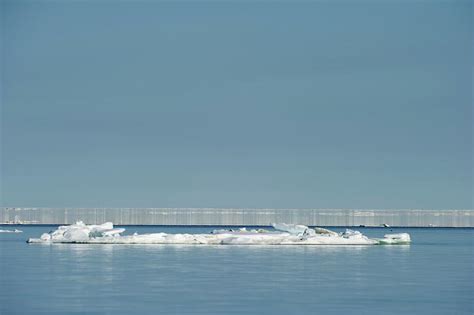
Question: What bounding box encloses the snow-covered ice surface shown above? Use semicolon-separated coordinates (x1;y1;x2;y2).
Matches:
27;221;410;245
0;229;23;233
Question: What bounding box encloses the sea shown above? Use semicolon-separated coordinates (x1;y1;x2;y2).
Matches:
1;226;473;315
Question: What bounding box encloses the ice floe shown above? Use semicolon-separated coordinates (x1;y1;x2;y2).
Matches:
0;229;23;233
27;221;411;245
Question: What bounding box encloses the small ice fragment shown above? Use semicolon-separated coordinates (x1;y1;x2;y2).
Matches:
377;233;411;244
0;229;23;233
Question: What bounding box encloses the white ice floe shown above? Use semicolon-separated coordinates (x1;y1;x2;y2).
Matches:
376;233;411;244
0;229;23;233
27;222;411;245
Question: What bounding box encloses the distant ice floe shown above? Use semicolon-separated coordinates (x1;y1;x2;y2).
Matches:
0;229;23;233
26;221;411;245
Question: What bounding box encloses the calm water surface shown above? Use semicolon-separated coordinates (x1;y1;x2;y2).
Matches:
1;226;473;314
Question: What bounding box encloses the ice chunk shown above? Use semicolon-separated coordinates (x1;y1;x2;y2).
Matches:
28;221;121;243
377;233;411;244
0;229;23;233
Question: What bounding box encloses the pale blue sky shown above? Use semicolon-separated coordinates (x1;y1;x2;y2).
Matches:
1;0;472;209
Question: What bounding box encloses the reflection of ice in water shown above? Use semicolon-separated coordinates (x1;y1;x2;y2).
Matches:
27;221;411;246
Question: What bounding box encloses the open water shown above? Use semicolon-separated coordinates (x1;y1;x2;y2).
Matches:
0;226;473;314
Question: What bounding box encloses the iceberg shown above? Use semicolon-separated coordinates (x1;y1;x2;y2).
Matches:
27;222;411;245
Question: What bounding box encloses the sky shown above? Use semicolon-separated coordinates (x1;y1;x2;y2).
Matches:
1;0;472;209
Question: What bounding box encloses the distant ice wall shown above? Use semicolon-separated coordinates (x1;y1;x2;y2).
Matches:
1;208;473;227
